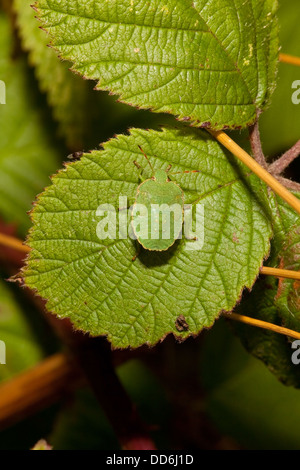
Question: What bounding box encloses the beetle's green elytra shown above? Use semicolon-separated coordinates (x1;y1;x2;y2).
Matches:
131;146;199;252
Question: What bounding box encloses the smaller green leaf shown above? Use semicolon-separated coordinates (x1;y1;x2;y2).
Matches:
22;126;272;348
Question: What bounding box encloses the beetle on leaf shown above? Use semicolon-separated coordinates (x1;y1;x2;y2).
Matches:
131;146;200;252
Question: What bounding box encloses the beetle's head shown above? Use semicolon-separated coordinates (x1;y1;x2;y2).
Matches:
154;169;169;183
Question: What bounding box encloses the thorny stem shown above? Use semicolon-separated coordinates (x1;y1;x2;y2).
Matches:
268;140;300;176
249;121;300;191
275;176;300;193
249;121;268;169
249;122;300;181
235;122;300;192
208;129;300;215
248;122;300;190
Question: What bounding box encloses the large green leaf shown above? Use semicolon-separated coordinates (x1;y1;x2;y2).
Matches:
13;0;181;151
34;0;279;130
0;11;60;236
22;127;272;348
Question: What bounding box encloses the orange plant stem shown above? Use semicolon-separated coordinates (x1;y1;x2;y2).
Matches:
0;352;83;430
260;266;300;280
223;312;300;340
0;232;30;254
279;53;300;67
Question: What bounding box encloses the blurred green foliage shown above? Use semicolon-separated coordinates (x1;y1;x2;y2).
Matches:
0;0;299;451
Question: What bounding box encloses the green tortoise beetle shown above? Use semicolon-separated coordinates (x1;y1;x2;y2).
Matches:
131;146;200;252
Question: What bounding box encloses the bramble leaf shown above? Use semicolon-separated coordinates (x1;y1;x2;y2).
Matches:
34;0;279;129
22;127;272;348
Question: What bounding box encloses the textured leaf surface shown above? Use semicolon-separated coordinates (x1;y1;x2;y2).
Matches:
0;12;60;235
22;127;272;348
35;0;279;129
